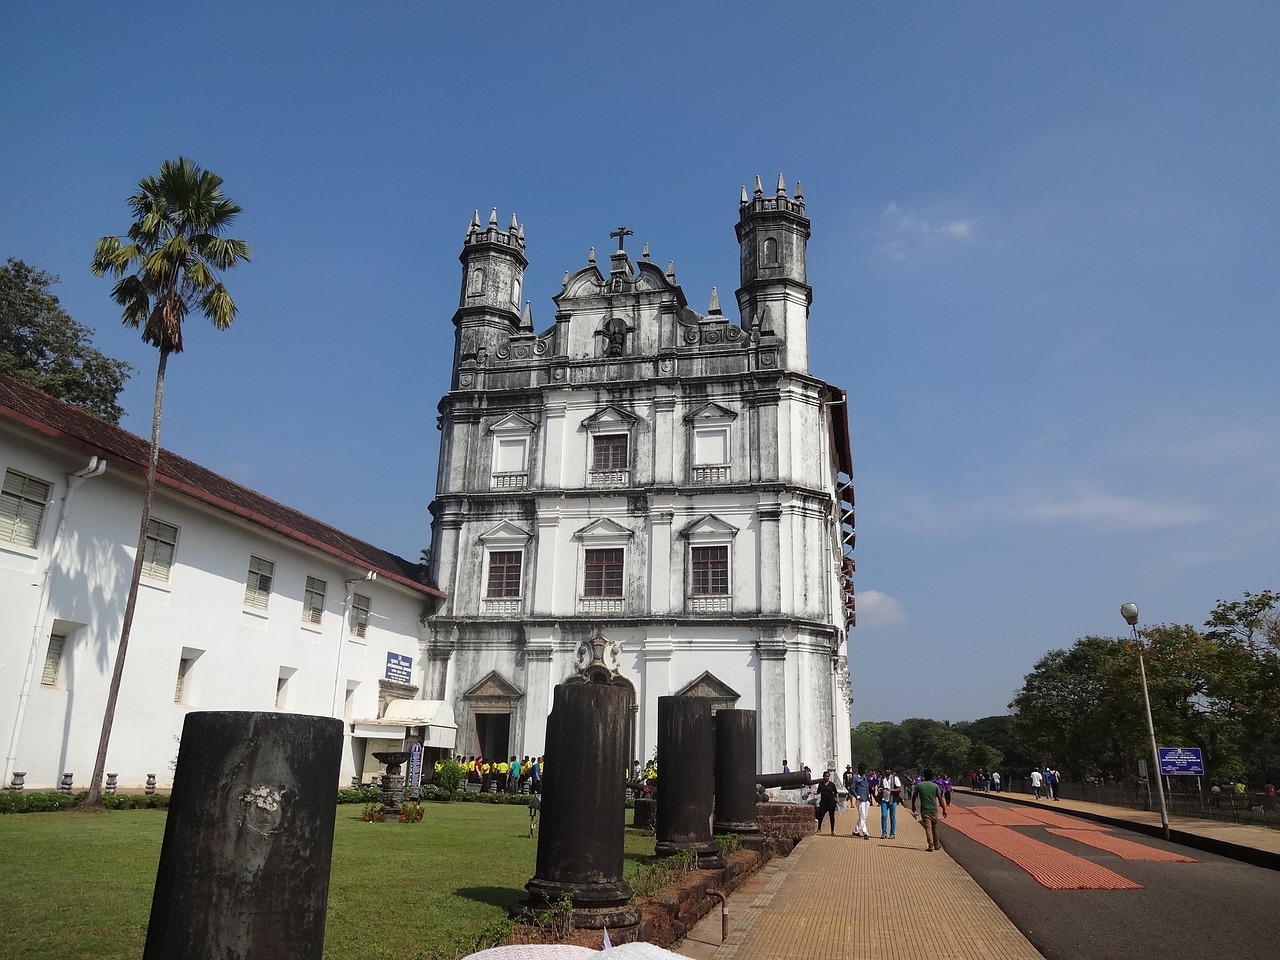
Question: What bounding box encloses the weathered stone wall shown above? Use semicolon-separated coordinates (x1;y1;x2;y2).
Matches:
755;801;815;852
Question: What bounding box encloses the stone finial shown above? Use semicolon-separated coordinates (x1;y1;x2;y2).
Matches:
520;300;534;330
563;270;571;285
776;173;787;197
753;176;764;198
588;247;596;264
509;212;518;230
741;185;749;204
518;223;525;240
708;287;722;315
666;260;677;282
642;242;650;260
488;207;499;227
470;210;481;228
794;181;804;202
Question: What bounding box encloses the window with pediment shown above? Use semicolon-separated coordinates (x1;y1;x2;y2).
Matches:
478;519;532;615
582;405;638;487
573;518;633;615
489;414;536;490
685;403;737;485
680;514;738;614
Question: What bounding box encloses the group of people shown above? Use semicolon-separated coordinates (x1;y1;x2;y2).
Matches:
804;763;951;852
436;754;544;794
968;770;1002;792
1028;767;1060;800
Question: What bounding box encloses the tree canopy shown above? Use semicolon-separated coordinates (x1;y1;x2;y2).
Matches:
0;258;132;422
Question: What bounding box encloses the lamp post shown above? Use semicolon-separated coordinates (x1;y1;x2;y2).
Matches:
1121;602;1170;840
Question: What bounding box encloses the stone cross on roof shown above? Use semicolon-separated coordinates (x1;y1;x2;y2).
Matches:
609;226;634;251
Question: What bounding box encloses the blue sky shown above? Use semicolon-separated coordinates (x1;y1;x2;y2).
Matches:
3;3;1277;723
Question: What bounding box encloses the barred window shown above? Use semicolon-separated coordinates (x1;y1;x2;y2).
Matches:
303;576;327;625
691;545;729;595
583;548;624;597
142;519;179;582
244;555;275;610
1;469;51;548
486;551;523;598
350;592;371;639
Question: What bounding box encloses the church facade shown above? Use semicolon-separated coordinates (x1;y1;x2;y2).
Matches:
423;177;855;775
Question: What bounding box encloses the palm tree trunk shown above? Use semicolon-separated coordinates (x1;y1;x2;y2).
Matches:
83;351;168;807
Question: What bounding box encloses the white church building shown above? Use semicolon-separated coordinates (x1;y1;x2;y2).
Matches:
0;374;449;791
423;176;856;774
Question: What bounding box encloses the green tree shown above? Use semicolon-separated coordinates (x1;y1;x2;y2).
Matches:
84;157;250;807
0;258;132;421
849;722;884;769
954;715;1032;771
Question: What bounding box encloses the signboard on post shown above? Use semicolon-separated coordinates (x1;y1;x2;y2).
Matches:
407;742;423;789
385;652;413;684
1159;747;1204;776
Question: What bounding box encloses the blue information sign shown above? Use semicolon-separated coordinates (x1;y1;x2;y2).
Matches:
407;742;423;789
385;652;413;684
1159;747;1204;776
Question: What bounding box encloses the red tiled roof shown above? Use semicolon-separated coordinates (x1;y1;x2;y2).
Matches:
0;374;445;600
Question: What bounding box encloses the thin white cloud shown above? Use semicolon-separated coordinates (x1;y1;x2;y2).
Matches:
855;589;907;627
875;201;977;261
1012;483;1208;531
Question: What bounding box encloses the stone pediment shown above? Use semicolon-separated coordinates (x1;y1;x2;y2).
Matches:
679;514;739;541
478;519;532;546
684;401;737;423
582;405;638;429
675;671;740;703
463;670;523;700
489;413;537;435
572;517;634;542
558;265;605;300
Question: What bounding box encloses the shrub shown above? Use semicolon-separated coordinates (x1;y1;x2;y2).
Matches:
434;759;465;795
337;786;380;805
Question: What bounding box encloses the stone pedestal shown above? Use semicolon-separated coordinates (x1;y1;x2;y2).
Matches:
142;711;343;960
713;709;760;834
525;683;640;938
373;752;409;818
655;696;724;868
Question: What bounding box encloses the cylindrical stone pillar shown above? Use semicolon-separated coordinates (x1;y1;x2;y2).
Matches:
143;711;344;960
526;683;640;936
655;696;723;866
713;708;759;834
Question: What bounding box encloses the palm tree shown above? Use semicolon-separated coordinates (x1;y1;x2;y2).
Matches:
84;157;250;807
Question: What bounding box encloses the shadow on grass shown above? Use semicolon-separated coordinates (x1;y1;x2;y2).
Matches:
456;886;526;910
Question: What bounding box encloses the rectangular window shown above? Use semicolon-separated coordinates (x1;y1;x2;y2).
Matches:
583;548;624;597
693;427;729;465
174;657;193;703
244;555;274;610
276;675;289;709
303;576;327;625
350;592;371;639
142;519;179;582
592;435;629;471
40;634;66;687
486;551;523;598
691;545;730;595
1;469;51;548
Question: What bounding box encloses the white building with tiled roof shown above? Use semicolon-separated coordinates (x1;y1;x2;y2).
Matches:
0;374;448;791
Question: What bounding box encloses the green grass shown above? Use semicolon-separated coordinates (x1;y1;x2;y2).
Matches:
0;804;659;960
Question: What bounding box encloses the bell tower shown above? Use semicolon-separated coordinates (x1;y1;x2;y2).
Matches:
734;175;812;373
452;208;527;383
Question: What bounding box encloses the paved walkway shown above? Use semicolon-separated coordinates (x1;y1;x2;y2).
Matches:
673;791;1280;960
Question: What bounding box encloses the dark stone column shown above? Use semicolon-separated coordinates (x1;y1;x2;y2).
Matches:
526;683;640;937
143;711;344;960
713;708;760;834
655;696;724;867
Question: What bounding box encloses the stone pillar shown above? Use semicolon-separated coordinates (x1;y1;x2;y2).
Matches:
526;684;640;938
143;711;343;960
713;709;760;834
655;696;723;867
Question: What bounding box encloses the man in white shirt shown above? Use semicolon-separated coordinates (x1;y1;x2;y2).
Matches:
878;766;903;839
1030;768;1044;799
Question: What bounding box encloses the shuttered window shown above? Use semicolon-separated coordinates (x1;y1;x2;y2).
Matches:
486;551;523;598
691;545;730;595
303;576;327;625
142;519;179;581
41;634;66;687
591;435;629;471
583;548;624;597
174;657;193;702
244;555;275;609
1;470;51;548
350;593;371;639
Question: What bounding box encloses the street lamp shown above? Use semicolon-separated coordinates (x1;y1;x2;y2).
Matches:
1121;602;1170;840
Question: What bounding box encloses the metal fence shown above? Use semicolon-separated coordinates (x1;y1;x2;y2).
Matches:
1005;778;1280;830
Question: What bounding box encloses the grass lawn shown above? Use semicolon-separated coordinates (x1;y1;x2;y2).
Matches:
0;803;658;960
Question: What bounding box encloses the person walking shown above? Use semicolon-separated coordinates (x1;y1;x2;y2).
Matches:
878;766;903;839
849;762;872;838
815;770;839;834
911;768;949;852
1030;768;1043;799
